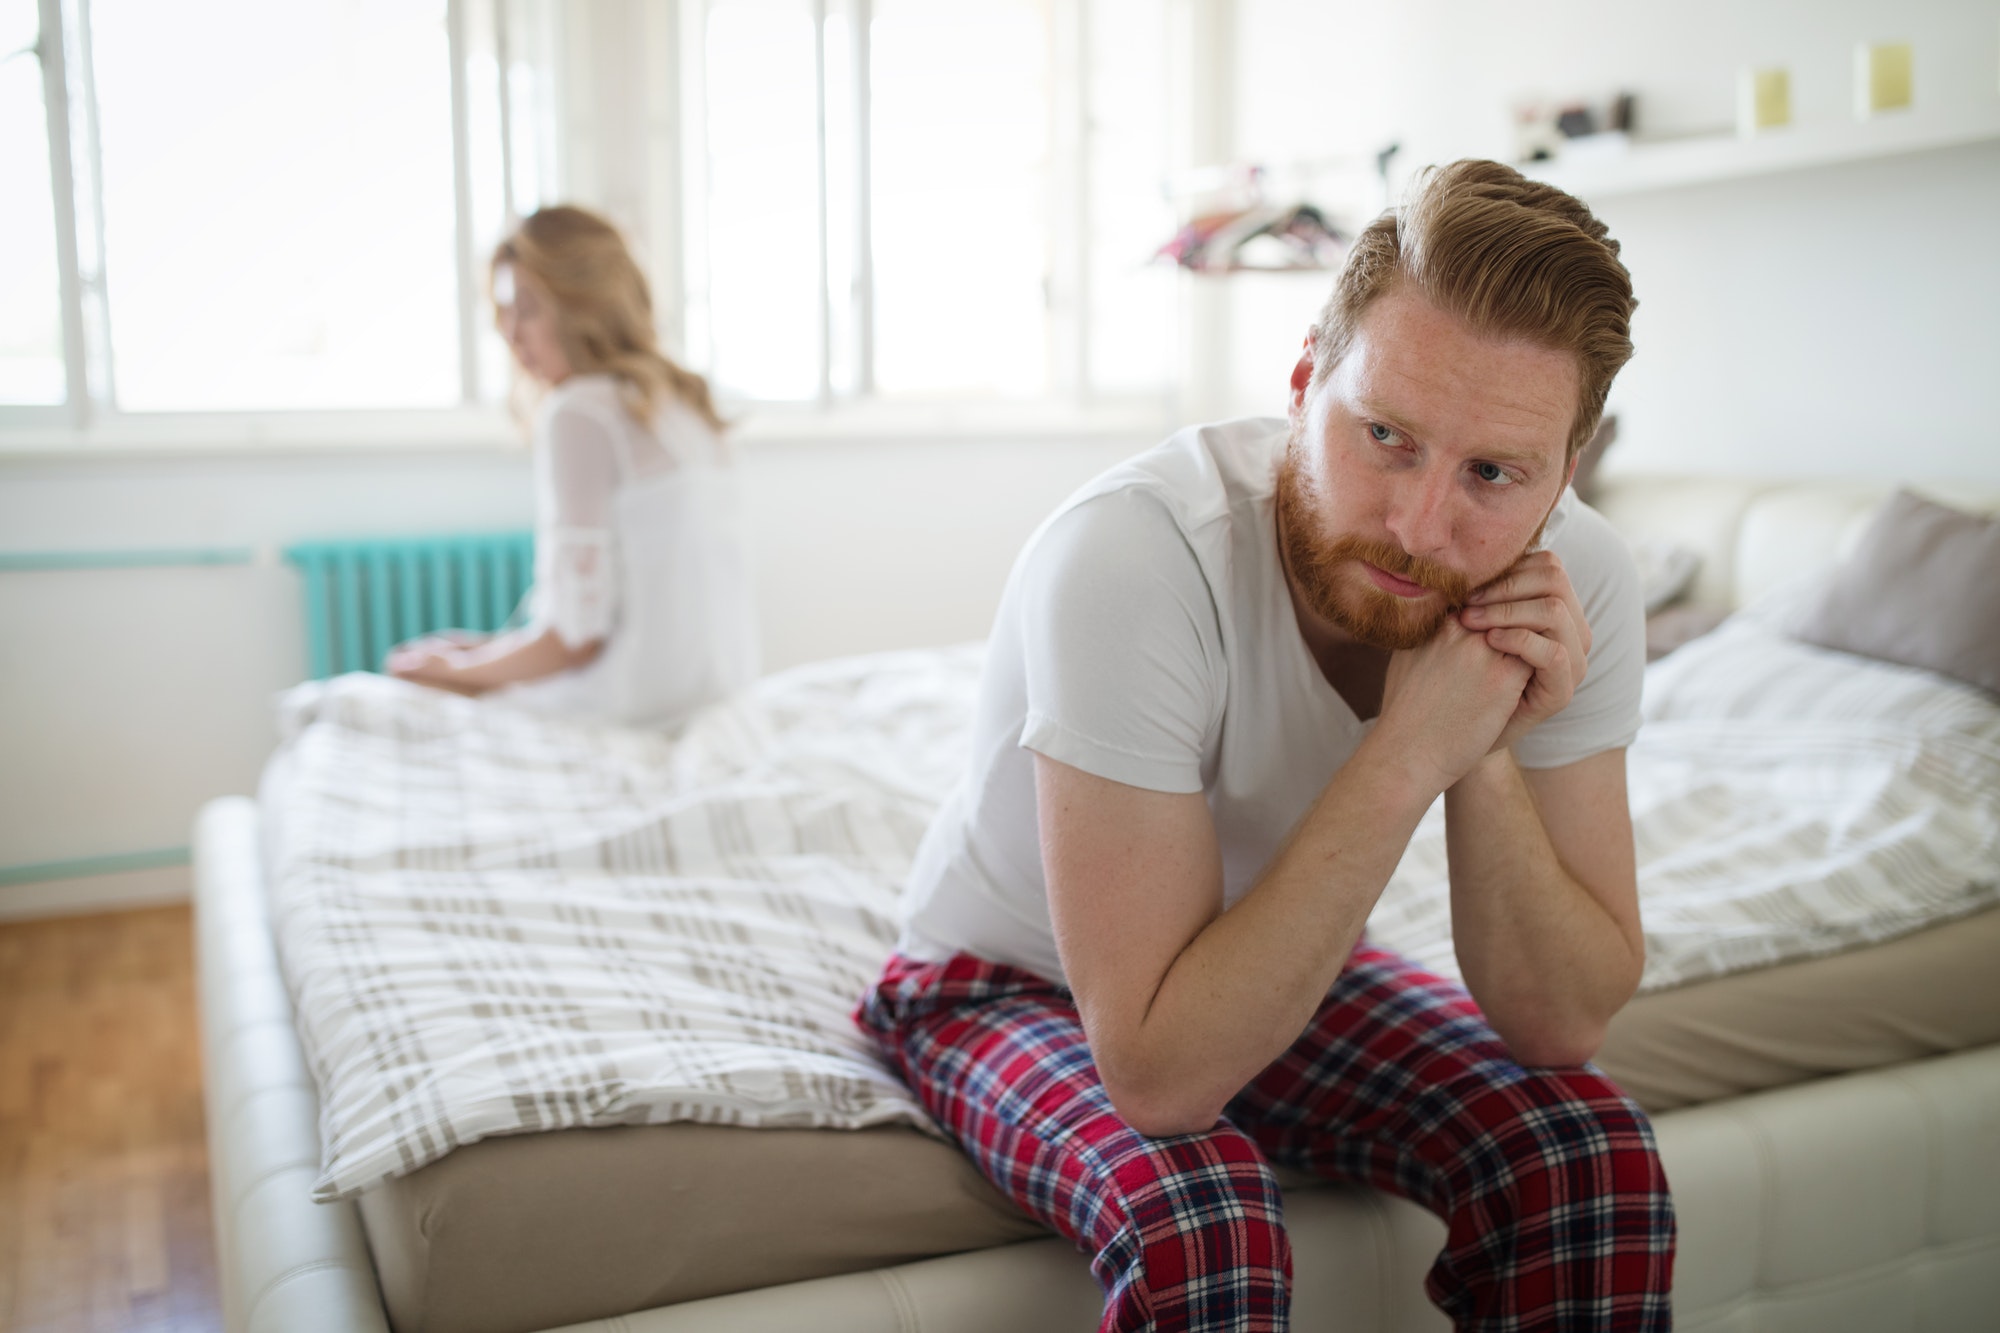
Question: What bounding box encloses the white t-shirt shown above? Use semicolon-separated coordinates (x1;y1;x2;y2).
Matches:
494;374;758;726
897;417;1645;985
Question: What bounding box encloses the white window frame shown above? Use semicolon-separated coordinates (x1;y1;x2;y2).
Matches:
3;0;1220;454
674;0;1186;433
0;0;557;454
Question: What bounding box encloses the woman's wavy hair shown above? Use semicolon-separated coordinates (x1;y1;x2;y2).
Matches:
1309;159;1636;462
490;205;727;433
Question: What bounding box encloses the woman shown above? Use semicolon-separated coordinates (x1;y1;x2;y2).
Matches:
386;205;758;725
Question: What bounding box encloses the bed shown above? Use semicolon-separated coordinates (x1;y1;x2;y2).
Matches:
194;473;2000;1333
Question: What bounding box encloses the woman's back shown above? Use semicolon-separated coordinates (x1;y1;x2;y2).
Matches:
501;374;758;726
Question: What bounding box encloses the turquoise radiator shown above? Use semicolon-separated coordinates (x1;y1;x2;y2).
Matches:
285;533;535;679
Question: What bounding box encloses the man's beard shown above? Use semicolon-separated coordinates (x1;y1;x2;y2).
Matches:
1274;442;1473;652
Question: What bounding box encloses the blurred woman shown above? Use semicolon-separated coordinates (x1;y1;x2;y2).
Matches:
386;205;757;725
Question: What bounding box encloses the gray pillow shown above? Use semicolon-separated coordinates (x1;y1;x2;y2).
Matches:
1790;490;2000;695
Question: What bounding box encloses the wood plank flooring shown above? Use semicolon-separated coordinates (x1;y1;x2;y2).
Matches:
0;905;221;1331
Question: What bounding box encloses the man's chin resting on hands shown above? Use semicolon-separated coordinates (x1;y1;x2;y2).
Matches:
856;159;1672;1333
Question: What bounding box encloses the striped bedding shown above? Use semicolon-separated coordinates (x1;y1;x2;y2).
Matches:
1370;612;2000;989
268;621;1999;1200
270;647;981;1201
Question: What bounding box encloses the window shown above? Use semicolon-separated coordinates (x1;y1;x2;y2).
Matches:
5;0;559;425
0;0;66;406
9;0;1186;438
683;0;1179;409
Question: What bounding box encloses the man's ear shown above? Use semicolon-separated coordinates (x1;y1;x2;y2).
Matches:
1287;332;1315;422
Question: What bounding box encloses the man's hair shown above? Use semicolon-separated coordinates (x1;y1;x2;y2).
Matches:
1308;159;1636;461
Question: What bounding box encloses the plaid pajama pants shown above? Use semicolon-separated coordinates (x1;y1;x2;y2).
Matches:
857;943;1675;1332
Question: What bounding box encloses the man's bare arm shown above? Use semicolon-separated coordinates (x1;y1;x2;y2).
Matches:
1038;745;1431;1137
1444;748;1643;1067
1041;618;1533;1137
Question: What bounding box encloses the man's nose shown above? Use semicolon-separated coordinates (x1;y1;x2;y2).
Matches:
1384;468;1455;557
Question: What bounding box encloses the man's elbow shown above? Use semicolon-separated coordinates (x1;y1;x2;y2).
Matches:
1100;1066;1224;1139
1501;1024;1606;1070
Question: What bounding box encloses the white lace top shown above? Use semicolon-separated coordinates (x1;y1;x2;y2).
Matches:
499;373;757;725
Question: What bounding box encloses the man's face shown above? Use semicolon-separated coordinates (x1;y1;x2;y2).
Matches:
1278;286;1579;651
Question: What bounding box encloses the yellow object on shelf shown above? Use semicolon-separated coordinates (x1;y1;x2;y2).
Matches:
1855;41;1914;117
1737;67;1792;135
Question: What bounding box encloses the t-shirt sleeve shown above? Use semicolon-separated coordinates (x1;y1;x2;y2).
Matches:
1015;489;1225;794
1511;498;1646;769
530;398;622;647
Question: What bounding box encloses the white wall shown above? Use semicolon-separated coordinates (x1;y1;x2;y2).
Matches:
1220;0;2000;482
0;431;1144;916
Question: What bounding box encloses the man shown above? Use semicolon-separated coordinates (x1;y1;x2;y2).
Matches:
859;159;1674;1331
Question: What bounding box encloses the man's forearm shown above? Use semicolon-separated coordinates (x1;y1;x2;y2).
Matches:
1443;751;1642;1066
1099;732;1439;1132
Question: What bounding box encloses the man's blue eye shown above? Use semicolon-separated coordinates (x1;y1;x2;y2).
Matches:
1369;423;1395;444
1474;462;1514;486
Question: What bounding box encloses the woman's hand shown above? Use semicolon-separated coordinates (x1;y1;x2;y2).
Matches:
385;627;602;695
385;636;486;694
385;649;479;695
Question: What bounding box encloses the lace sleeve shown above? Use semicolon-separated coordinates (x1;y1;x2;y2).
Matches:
530;398;623;647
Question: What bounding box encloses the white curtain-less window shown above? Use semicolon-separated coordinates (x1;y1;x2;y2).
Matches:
692;0;1175;408
89;0;461;411
869;0;1049;398
0;0;65;405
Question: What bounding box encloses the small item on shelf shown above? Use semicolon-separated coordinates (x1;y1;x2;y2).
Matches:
1514;90;1639;165
1737;66;1793;136
1855;41;1914;117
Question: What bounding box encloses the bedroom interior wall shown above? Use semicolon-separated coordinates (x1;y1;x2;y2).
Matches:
0;433;1143;917
1218;0;2000;483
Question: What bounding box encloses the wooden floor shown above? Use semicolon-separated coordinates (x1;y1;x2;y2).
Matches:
0;905;221;1332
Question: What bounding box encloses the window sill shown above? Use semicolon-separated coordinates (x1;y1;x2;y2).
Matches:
0;407;524;463
0;397;1178;463
728;397;1176;447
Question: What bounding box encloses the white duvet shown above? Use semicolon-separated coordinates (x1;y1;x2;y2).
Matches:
269;621;1999;1200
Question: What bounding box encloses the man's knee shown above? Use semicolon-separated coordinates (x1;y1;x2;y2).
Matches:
1453;1065;1672;1222
1078;1128;1293;1328
1094;1129;1292;1292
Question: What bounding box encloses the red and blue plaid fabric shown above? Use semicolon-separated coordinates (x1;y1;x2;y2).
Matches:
858;943;1674;1332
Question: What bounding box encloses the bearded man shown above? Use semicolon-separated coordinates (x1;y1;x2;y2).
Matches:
858;159;1674;1332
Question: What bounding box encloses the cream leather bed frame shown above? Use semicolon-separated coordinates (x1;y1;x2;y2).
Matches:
195;474;2000;1332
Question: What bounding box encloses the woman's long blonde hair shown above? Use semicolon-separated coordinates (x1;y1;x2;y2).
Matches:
490;205;727;433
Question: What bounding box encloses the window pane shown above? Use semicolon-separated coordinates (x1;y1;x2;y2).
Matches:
90;0;460;411
871;0;1048;398
0;0;66;405
1087;0;1174;398
703;0;821;402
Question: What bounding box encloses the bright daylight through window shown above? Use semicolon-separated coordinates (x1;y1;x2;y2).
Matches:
6;0;548;423
8;0;1177;429
0;0;64;405
688;0;1177;407
93;0;461;411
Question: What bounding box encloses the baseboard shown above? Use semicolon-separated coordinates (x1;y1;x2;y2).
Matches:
0;863;193;921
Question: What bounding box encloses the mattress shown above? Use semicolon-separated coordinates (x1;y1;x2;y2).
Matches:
351;905;2000;1333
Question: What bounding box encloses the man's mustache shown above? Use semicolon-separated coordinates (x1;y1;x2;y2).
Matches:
1322;536;1472;607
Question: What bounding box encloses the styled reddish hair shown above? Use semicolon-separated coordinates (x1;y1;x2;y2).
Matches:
1310;159;1636;460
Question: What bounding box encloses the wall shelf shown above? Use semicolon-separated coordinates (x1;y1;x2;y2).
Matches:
1522;101;2000;200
